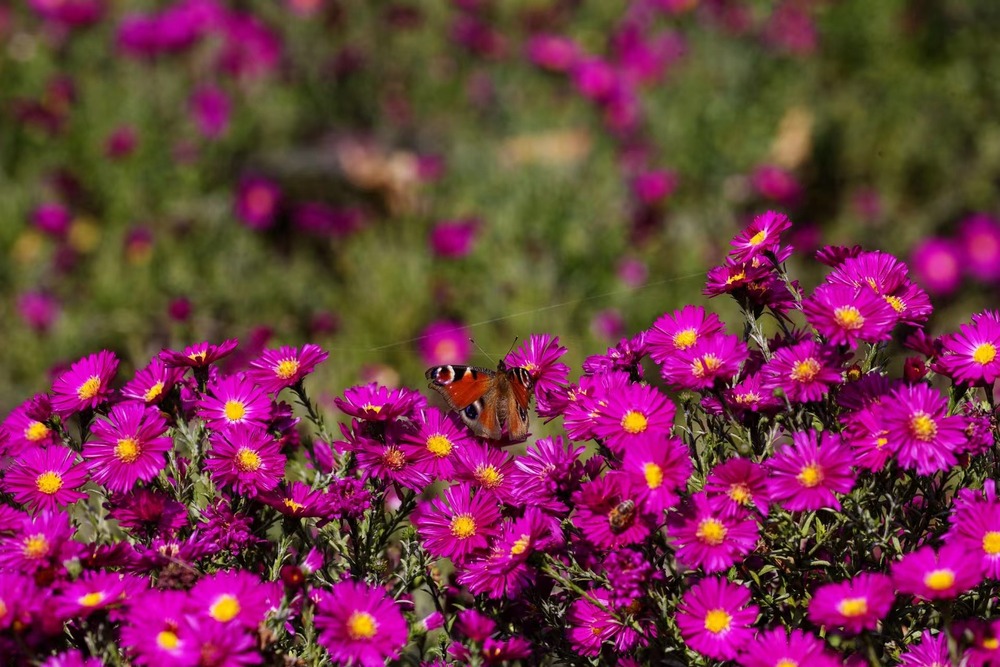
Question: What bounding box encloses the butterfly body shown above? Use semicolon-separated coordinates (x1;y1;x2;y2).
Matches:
425;360;534;441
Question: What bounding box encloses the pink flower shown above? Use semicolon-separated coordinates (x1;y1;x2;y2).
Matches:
314;579;409;667
413;484;500;563
622;436;691;515
189;570;276;628
729;210;793;263
4;446;89;513
429;219;478;258
910;237;962;296
84;402;172;492
247;344;328;394
676;577;759;660
190;84;230;139
235;176;281;230
417;321;471;367
204;425;285;497
670;493;759;573
51;350;119;416
762;340;843;404
807;573;895;634
892;544;984;600
938;310;1000;385
881;383;968;475
958;213;1000;282
802;283;897;349
767;431;856;511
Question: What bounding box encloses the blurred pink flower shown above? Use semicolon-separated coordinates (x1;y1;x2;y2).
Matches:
959;213;1000;282
285;0;324;16
632;169;678;205
418;321;471;367
235;176;281;230
526;34;581;72
911;237;962;296
572;57;618;102
29;0;103;27
591;310;625;340
763;2;818;56
851;186;883;221
617;258;648;288
292;203;366;237
750;164;801;204
218;12;282;79
31;203;71;238
104;126;137;160
190;85;230;139
16;291;60;334
430;219;479;258
168;297;192;322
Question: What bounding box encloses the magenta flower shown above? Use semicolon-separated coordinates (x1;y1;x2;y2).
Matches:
2;394;59;450
670;493;759;573
802;283;897;349
566;588;649;656
632;169;678;205
247;344;328;394
505;333;571;398
881;383;967;475
413;483;500;564
842;406;894;472
458;510;557;599
217;11;282;79
807;573;895;634
452;438;516;503
314;579;408;667
0;510;82;572
31;202;72;237
740;628;840;667
334;383;421;421
120;357;183;404
190;84;230;139
429;218;479;258
767;431;856;511
938;310;1000;385
105;487;187;536
180;617;262;666
50;350;119;416
509;436;586;513
762;340;843;403
572;472;651;550
120;589;195;666
526;34;581;72
898;630;953;667
161;338;239;369
724;373;783;417
416;321;471;367
892;544;984;600
398;407;470;479
827;250;933;325
4;446;88;513
704;458;771;518
198;374;273;431
204;425;285;497
84;402;172;492
676;577;759;660
234;176;281;230
959;213;1000;281
910;237;962;296
750;166;801;205
658;332;748;390
729;210;792;263
188;570;275;628
16;290;59;334
947;493;1000;578
646;305;724;365
592;381;676;456
105;125;138;159
54;571;139;619
347;427;428;491
28;0;102;26
622;436;692;515
40;650;104;667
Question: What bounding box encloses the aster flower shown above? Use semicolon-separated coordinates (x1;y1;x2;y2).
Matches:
622;436;692;515
841;406;894;471
938;310;1000;385
259;481;339;518
572;472;651;549
40;651;104;667
658;332;749;390
413;483;501;563
724;373;783;417
881;383;968;475
184;616;263;667
646;305;724;365
802;283;897;349
313;579;409;667
334;383;421;421
453;439;517;503
509;436;586;513
198;373;273;431
581;331;648;378
348;427;429;491
762;340;843;403
767;431;856;512
827;250;933;325
807;573;895;634
967;619;1000;666
398;407;471;479
120;589;197;666
4;445;88;513
50;350;119;415
0;510;82;572
235;176;281;230
161;338;239;369
591;381;676;456
739;628;840;667
204;425;285;497
676;577;759;660
898;630;954;667
247;344;329;395
0;572;35;631
458;509;558;599
105;488;188;537
729;210;792;263
1;393;59;450
55;571;140;619
947;493;1000;578
505;333;571;397
561;371;630;440
83;402;171;492
121;357;183;405
429;219;479;258
670;493;759;573
566;588;650;656
704;458;772;517
188;570;276;628
892;544;983;600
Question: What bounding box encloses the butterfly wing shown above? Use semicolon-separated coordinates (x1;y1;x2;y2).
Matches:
426;365;503;440
502;366;534;442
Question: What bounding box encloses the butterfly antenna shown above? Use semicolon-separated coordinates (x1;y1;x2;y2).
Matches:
469;338;496;365
504;336;519;362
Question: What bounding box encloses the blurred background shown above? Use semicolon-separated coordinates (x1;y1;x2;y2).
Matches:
2;0;1000;410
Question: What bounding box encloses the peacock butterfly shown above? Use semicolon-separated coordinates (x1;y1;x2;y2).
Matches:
425;360;534;442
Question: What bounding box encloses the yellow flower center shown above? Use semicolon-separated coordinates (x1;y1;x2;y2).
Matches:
77;375;101;400
425;434;453;458
115;437;141;463
188;352;206;363
876;436;889;450
25;421;51;442
144;381;165;402
79;591;105;607
0;600;6;620
973;343;997;366
833;306;864;330
726;271;747;285
909;412;938;441
984;637;1000;650
704;608;732;634
692;354;722;378
790;358;821;383
275;358;300;379
620;410;648;434
776;660;799;667
223;400;247;422
347;611;378;640
209;595;241;622
796;464;823;488
450;514;477;539
510;534;531;556
983;531;1000;555
235;447;262;472
924;568;955;591
734;391;761;405
23;534;49;559
361;403;382;414
696;518;728;545
283;498;305;513
749;229;768;246
837;597;868;617
884;294;905;312
382;447;406;470
157;630;180;650
474;465;503;489
728;483;752;505
673;328;698;350
643;462;664;489
35;471;63;495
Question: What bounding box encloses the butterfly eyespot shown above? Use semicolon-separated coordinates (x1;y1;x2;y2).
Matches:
464;404;479;420
518;406;528;421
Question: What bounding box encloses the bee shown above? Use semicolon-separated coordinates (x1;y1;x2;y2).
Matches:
608;499;637;534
